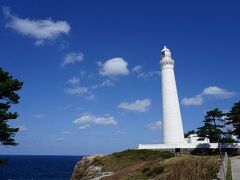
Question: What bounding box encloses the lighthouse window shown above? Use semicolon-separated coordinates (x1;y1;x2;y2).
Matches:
162;51;165;56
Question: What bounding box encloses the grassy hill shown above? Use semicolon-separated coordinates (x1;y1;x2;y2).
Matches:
97;150;219;180
71;149;220;180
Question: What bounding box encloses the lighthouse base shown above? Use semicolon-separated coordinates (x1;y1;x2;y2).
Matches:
138;143;240;149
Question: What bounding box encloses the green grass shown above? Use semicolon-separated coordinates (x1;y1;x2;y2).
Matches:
92;150;220;180
226;158;232;180
124;172;149;180
94;149;174;172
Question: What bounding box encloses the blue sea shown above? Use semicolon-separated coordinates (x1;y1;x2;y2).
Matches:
0;155;83;180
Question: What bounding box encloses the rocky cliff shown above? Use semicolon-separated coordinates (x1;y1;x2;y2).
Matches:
71;154;114;180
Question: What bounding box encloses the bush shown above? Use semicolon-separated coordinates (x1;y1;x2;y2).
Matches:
159;151;174;159
141;167;150;173
147;165;164;177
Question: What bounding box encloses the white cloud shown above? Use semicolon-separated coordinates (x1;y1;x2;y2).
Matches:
202;86;236;98
147;121;162;130
91;79;114;89
61;130;71;135
181;86;236;106
56;137;64;141
3;6;70;45
137;71;161;78
62;52;84;66
65;75;92;99
118;99;151;112
57;105;71;111
132;64;160;78
66;76;80;86
73;113;118;129
101;79;114;87
17;125;28;132
65;76;95;99
64;86;88;96
32;114;47;119
35;39;44;46
181;95;203;106
85;94;96;100
117;130;126;135
94;116;117;125
132;65;143;73
78;124;90;130
73;113;95;124
99;57;129;77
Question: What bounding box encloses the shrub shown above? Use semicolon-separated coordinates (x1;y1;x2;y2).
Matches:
159;151;174;159
147;165;164;177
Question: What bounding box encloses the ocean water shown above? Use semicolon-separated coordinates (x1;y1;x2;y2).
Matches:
0;155;83;180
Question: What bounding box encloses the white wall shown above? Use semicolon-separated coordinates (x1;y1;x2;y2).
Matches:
138;143;240;149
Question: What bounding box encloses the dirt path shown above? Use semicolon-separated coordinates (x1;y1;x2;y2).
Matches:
91;172;114;180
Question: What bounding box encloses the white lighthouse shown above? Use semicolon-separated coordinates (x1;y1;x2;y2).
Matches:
138;47;238;150
160;46;185;144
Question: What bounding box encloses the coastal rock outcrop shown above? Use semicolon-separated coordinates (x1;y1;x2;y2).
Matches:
71;154;113;180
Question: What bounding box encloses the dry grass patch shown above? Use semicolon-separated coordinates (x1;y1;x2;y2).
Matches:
157;156;220;180
93;150;220;180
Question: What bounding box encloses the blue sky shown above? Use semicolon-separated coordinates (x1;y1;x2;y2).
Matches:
0;0;240;155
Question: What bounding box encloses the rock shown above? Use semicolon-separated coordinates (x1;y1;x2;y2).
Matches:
71;154;108;180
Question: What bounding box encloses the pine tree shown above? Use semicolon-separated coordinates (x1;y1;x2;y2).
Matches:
196;108;224;143
0;68;23;146
184;130;195;138
225;101;240;136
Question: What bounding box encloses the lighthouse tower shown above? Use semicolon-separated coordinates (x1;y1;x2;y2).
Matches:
160;46;185;144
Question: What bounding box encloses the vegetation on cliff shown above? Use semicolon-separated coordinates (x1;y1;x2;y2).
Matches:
186;100;240;144
71;149;220;180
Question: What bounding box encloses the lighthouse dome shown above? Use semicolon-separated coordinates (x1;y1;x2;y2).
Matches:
160;46;174;64
161;46;171;58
